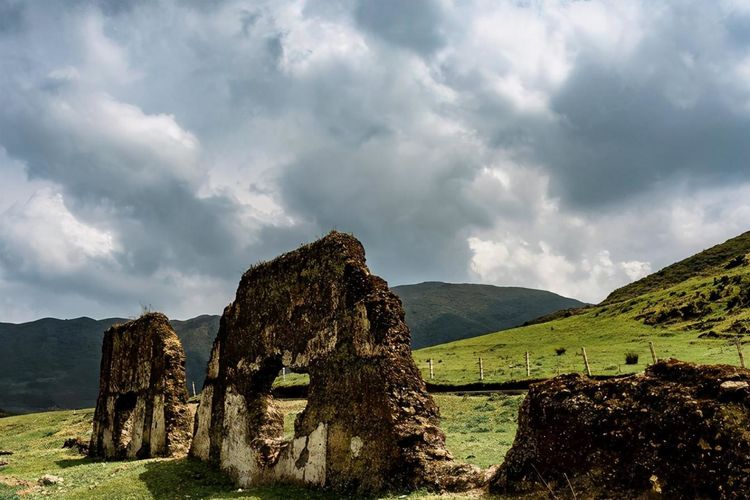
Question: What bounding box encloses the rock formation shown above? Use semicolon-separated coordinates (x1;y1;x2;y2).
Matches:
190;231;481;494
490;359;750;498
89;313;192;459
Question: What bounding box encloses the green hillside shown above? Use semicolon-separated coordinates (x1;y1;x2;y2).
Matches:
604;231;750;304
393;282;585;348
413;232;750;384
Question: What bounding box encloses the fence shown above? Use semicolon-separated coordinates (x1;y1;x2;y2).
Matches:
236;338;749;394
416;338;748;384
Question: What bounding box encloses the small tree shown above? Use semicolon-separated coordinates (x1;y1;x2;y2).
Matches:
625;352;639;365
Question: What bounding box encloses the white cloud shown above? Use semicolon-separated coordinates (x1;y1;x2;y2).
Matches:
468;236;651;303
0;189;116;275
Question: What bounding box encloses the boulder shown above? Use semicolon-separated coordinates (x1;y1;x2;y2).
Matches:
490;359;750;498
89;313;192;459
190;231;482;494
38;474;63;486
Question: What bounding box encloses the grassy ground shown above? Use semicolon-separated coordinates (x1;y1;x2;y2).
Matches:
0;394;522;499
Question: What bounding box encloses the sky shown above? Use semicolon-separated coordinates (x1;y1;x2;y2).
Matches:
1;0;750;322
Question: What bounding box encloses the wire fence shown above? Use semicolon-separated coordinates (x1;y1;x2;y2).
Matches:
415;338;747;384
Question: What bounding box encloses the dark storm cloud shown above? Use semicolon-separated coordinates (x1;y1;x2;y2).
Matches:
0;0;24;35
541;63;750;207
277;145;492;284
353;0;445;56
527;2;750;209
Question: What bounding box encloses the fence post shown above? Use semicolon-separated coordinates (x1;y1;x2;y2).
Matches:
737;339;746;369
649;341;657;364
282;367;286;381
192;381;197;398
525;351;531;377
429;358;434;380
479;357;484;381
582;347;592;377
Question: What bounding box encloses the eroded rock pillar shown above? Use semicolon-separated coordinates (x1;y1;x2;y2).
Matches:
89;312;192;459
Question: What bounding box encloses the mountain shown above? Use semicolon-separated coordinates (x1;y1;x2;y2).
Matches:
414;231;750;384
0;283;583;412
392;282;586;349
0;315;218;413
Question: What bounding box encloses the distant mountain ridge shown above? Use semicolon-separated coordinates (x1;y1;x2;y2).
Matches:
0;283;584;412
393;282;586;349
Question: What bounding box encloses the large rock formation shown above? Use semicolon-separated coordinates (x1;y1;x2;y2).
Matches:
491;359;750;498
190;231;481;494
89;313;192;459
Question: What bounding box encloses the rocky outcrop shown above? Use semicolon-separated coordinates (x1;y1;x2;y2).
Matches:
89;313;192;459
490;359;750;498
190;231;482;495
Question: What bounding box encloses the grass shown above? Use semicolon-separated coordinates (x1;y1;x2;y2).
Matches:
412;263;750;384
0;394;521;499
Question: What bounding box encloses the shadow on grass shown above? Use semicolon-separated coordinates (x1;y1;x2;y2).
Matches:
139;458;339;499
55;457;94;468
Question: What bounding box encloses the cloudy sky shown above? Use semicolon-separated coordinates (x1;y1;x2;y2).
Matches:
1;0;750;322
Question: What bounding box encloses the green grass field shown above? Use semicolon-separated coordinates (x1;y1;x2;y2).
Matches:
0;394;522;499
412;264;750;384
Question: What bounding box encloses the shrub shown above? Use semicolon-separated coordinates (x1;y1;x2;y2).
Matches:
625;352;639;365
725;254;747;269
555;347;567;356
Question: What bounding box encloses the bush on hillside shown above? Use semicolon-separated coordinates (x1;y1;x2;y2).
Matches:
625;352;639;365
725;254;748;270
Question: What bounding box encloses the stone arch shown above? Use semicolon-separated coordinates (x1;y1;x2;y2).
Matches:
190;232;481;494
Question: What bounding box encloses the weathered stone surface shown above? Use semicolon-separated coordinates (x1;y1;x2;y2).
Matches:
190;231;482;494
490;359;750;498
89;313;192;459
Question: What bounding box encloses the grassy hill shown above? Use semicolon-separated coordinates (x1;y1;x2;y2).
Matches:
604;230;750;304
413;231;750;384
393;282;586;348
